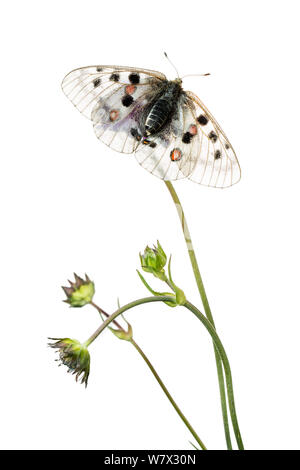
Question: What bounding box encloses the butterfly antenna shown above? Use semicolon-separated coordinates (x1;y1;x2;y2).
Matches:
181;73;211;79
164;52;180;78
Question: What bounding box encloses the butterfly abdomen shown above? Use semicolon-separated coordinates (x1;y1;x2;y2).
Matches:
145;98;173;135
144;82;181;136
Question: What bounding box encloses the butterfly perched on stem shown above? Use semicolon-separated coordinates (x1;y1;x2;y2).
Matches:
62;64;241;188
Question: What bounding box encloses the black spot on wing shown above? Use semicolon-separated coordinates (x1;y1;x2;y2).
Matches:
128;73;140;84
130;128;141;141
208;131;218;143
197;114;208;125
122;95;134;107
214;150;222;160
96;67;103;72
182;132;192;144
93;78;101;87
110;73;120;82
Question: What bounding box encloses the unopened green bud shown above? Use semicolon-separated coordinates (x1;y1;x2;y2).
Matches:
140;241;167;280
62;273;95;307
48;338;90;387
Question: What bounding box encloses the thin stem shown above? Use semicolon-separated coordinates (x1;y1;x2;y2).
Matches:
130;339;206;450
184;301;244;450
89;299;207;450
85;297;170;347
85;295;243;450
164;180;233;450
90;301;124;330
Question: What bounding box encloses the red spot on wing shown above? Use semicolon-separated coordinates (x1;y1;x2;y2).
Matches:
109;110;119;122
170;148;182;161
188;124;197;136
125;85;136;95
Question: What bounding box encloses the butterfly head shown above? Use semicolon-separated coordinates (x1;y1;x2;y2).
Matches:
173;78;183;86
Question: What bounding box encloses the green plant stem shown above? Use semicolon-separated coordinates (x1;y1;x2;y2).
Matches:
130;338;206;450
90;300;207;450
164;180;233;450
184;301;243;450
85;297;168;346
85;295;244;450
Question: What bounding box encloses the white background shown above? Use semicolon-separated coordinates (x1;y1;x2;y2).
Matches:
1;0;299;450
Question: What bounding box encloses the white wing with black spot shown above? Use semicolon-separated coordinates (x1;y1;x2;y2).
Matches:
62;65;241;187
135;97;200;180
185;91;241;188
62;65;166;154
62;65;166;119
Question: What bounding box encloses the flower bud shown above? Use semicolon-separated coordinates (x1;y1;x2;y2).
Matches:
62;273;95;307
48;338;90;387
139;241;167;280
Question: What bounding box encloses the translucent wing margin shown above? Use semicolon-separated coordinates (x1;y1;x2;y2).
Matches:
185;91;241;188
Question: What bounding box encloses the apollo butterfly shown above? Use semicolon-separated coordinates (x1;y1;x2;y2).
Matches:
62;61;241;188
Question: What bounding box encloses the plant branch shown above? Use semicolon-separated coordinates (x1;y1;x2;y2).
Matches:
89;300;207;450
130;338;207;450
164;180;233;450
86;295;243;449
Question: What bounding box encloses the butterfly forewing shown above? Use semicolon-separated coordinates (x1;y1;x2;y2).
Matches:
62;65;167;154
61;65;166;119
185;91;241;188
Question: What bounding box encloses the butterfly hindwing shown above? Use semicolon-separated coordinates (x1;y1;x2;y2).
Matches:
91;79;162;154
134;96;199;180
